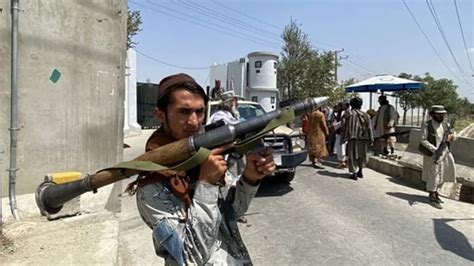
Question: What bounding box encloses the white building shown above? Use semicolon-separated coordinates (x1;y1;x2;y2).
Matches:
209;51;279;112
124;49;142;137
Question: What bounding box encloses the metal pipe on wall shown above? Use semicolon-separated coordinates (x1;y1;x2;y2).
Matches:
9;0;20;220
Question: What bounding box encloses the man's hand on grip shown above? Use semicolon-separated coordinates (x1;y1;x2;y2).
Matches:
199;145;230;185
242;149;276;185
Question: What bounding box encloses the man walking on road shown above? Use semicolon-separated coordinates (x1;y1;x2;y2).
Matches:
307;107;329;168
419;105;456;209
128;73;276;264
342;97;373;180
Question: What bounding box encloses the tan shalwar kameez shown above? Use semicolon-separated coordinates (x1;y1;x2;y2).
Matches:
420;120;456;192
307;110;329;162
374;104;398;151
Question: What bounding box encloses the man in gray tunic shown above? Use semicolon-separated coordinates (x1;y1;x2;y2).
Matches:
342;97;374;180
419;105;456;209
129;73;276;265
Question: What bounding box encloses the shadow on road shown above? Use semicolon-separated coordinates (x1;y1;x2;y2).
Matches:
433;218;474;262
256;179;294;197
317;170;352;179
300;163;315;168
385;192;430;206
386;176;425;191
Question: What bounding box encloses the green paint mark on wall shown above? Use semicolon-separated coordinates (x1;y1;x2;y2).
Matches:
49;69;61;83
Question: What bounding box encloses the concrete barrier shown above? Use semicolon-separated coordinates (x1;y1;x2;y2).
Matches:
451;137;474;166
406;129;474;168
369;128;474;203
395;125;421;144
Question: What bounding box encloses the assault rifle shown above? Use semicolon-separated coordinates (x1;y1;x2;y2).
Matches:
35;97;327;216
433;119;455;165
375;130;411;140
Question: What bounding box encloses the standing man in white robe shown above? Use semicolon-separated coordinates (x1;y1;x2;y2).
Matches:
374;95;398;156
419;105;456;209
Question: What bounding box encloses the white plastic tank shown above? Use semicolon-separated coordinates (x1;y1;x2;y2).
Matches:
247;51;278;89
247;51;279;111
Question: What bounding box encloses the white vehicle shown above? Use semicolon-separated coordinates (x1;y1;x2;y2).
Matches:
206;99;307;183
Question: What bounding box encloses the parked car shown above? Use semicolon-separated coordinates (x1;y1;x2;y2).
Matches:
206;99;307;183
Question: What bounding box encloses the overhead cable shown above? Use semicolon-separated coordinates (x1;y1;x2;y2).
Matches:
136;49;210;70
453;0;474;72
130;0;281;49
402;0;473;88
210;0;283;32
426;0;473;86
175;0;282;41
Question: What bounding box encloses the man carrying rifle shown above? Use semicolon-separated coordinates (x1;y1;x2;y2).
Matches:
130;73;276;264
419;105;456;209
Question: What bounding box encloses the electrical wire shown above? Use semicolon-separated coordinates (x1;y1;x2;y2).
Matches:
342;61;373;77
130;1;281;49
210;0;283;32
175;0;282;41
346;58;377;74
401;0;473;88
426;0;473;86
135;0;394;84
453;0;474;72
187;1;384;78
136;49;210;70
146;0;282;47
145;0;281;48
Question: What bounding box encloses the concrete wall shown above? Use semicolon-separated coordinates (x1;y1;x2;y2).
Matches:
406;129;474;167
0;0;128;194
395;125;420;144
450;137;474;166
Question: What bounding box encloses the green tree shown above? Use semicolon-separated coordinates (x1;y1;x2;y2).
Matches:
278;20;336;100
419;73;458;110
327;78;356;106
127;9;142;49
396;73;423;124
277;20;315;100
418;73;458;123
300;50;336;98
454;97;472;118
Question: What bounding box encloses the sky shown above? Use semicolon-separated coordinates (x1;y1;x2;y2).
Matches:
129;0;474;102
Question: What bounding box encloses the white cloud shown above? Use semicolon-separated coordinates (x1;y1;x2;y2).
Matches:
468;47;474;54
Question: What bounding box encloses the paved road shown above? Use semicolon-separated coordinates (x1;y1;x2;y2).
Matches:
242;161;474;265
117;131;474;265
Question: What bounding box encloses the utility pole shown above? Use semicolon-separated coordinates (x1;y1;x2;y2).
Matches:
334;48;348;84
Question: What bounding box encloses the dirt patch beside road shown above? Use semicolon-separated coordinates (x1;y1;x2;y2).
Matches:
0;212;118;264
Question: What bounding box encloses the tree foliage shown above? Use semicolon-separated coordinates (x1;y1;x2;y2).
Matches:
327;78;356;106
127;9;142;49
277;20;336;100
394;72;472;121
396;73;423;124
415;73;459;119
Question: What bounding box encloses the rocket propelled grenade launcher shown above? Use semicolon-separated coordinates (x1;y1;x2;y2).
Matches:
35;97;328;216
